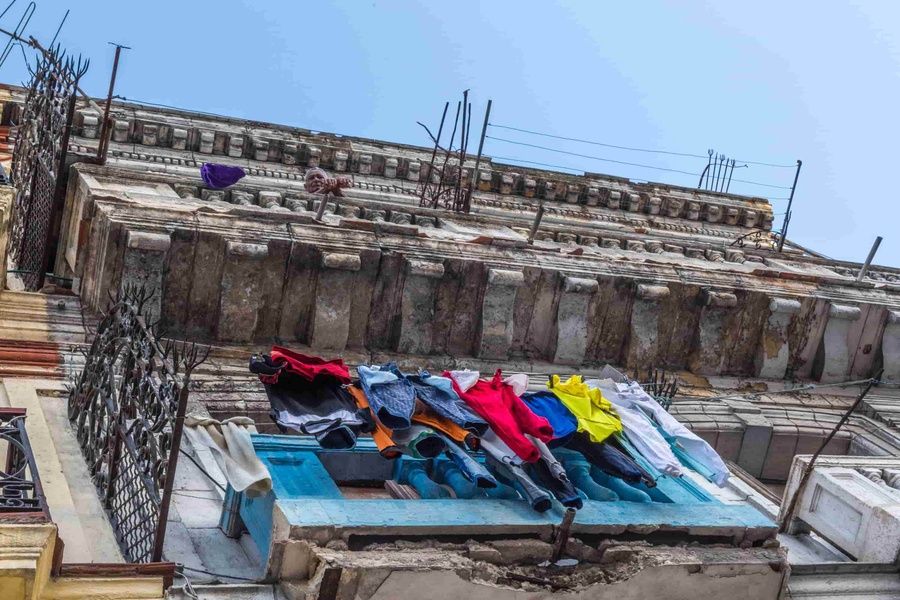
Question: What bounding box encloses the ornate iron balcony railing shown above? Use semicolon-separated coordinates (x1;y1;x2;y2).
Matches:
68;284;208;563
0;408;50;520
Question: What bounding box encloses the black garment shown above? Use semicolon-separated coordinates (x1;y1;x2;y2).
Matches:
250;354;369;449
527;458;583;509
566;432;656;488
484;454;553;513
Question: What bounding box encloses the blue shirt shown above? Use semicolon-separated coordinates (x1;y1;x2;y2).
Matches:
521;391;577;441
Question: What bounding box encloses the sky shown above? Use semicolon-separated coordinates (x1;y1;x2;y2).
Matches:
3;1;898;266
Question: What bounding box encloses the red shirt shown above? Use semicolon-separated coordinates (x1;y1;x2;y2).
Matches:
265;346;351;384
446;370;553;462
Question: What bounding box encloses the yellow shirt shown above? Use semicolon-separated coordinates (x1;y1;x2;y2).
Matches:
548;375;622;443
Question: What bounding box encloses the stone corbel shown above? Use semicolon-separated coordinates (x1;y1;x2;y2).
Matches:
307;146;321;167
625;283;670;370
882;311;900;383
198;131;214;154
310;252;362;351
607;190;621;210
384;157;398;178
815;303;862;382
254;139;270;162
553;276;599;365
81;114;99;139
227;134;244;158
334;151;349;172
217;241;269;343
478;170;492;191
112;118;130;142
397;259;445;355
689;288;738;375
141;124;158;146
171;128;188;150
121;230;172;320
477;268;525;360
755;297;801;379
406;161;421;182
357;153;372;175
625;192;641;212
283;141;299;165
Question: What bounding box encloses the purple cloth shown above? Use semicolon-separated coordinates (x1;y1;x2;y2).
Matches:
201;163;246;189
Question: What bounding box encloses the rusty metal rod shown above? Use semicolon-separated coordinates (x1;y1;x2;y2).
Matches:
98;43;129;164
0;30;106;115
550;507;577;563
855;236;883;282
433;101;461;209
465;99;492;213
420;101;449;206
778;373;880;533
455;90;469;211
527;201;545;244
152;383;190;561
777;160;803;252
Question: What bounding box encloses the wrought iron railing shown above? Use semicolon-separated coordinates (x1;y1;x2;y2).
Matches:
7;43;87;291
67;284;207;562
0;408;50;519
637;368;679;411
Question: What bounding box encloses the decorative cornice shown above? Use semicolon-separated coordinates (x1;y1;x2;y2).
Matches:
40;91;775;232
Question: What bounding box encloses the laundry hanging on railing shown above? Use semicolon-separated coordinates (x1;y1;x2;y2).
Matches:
248;346;732;513
183;414;272;496
250;348;367;449
200;162;246;189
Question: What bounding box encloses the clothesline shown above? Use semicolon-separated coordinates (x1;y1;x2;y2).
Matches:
249;346;732;513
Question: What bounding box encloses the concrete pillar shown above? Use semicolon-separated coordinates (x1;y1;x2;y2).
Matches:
121;230;171;320
398;258;445;355
625;283;669;370
553;276;599;365
477;268;525;360
724;399;774;478
217;241;268;343
310;252;361;351
689;289;738;375
755;297;802;380
883;311;900;383
816;303;861;383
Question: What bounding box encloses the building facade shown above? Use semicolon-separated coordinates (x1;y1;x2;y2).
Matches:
0;82;898;598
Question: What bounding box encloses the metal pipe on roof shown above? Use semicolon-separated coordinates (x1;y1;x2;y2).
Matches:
856;236;884;282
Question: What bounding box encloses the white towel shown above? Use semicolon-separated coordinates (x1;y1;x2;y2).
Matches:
184;414;272;496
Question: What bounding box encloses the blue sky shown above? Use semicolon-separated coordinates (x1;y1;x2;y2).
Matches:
4;1;898;265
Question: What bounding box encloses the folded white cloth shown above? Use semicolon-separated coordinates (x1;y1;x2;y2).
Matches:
184;414;272;496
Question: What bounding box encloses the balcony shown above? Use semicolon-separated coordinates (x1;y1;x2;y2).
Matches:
0;408;50;522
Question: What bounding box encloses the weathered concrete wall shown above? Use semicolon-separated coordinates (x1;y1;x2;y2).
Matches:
273;541;786;600
62;164;900;384
65;171;900;380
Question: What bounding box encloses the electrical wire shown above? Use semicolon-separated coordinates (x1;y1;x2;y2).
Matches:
488;123;798;168
487;135;701;177
177;564;257;583
490;155;584;174
173;572;199;600
178;447;227;492
486;135;795;190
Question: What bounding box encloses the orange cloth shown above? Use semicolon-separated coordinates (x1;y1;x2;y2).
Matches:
347;386;402;458
348;386;479;457
412;400;478;450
